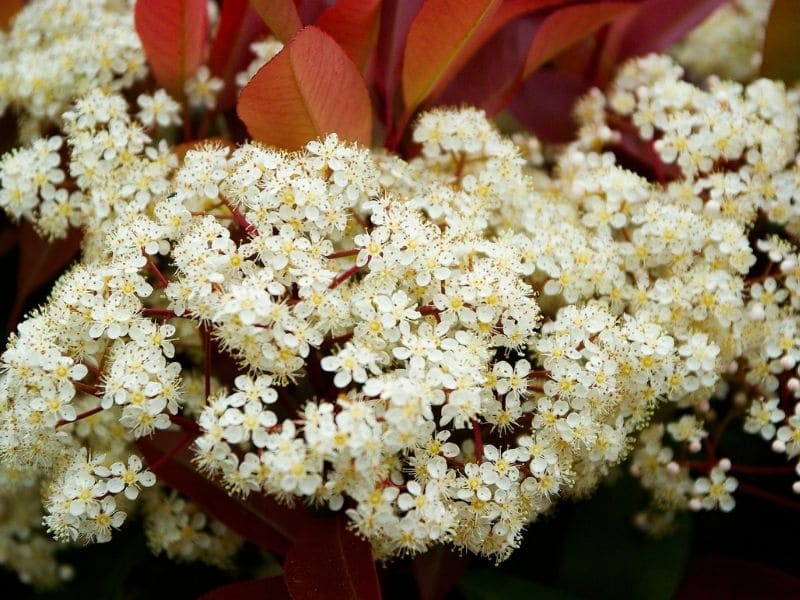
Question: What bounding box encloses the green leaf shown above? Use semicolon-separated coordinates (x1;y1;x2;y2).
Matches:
459;571;580;600
558;475;691;600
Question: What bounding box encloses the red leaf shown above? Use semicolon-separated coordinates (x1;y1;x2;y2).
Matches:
201;576;290;600
676;557;800;600
136;429;306;555
522;1;639;80
316;0;382;72
761;0;800;83
599;0;729;82
207;0;268;111
465;0;570;55
374;0;424;127
438;16;541;114
283;514;381;600
401;0;502;114
134;0;209;98
440;1;634;115
0;218;18;257
0;0;22;31
413;545;471;600
295;0;329;24
508;68;591;143
250;0;303;43
237;26;373;150
8;222;82;333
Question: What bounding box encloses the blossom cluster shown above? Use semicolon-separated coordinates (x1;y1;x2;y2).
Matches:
572;54;800;526
0;0;146;141
671;0;773;82
1;2;800;581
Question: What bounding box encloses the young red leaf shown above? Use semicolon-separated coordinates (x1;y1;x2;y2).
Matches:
250;0;302;43
760;0;800;83
464;0;570;55
136;429;306;555
295;0;329;25
134;0;209;98
207;0;268;110
509;69;591;143
401;0;502;113
8;222;82;333
374;0;424;128
599;0;728;82
316;0;382;71
283;514;381;600
438;16;541;114
0;0;22;31
522;2;639;81
237;26;373;150
201;576;290;600
433;0;573;112
413;545;471;600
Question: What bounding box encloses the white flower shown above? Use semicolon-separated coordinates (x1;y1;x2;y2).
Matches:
185;66;224;110
693;467;737;512
101;455;157;500
137;89;181;128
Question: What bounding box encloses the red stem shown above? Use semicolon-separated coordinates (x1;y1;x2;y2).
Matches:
141;307;177;319
648;140;665;184
737;481;800;512
145;255;170;289
329;264;364;290
148;431;197;474
728;463;797;476
56;405;104;428
80;361;101;378
201;323;211;401
472;418;484;464
387;108;413;153
182;103;193;142
418;304;441;323
325;248;359;259
169;414;202;434
221;197;258;237
72;381;101;397
197;108;215;140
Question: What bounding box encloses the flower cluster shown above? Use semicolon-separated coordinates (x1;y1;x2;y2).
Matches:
2;30;800;583
671;0;773;82
573;54;800;525
0;89;177;244
0;0;146;141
